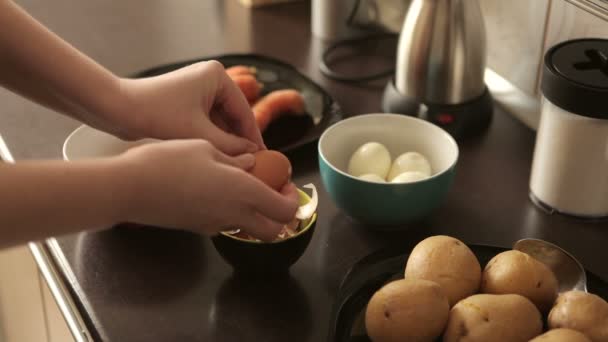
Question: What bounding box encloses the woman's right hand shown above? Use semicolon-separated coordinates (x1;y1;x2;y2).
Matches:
113;139;299;241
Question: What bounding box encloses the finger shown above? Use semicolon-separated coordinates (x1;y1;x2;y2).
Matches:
236;211;284;242
201;121;258;155
280;182;300;204
215;70;266;149
209;111;231;132
238;174;299;224
214;151;255;171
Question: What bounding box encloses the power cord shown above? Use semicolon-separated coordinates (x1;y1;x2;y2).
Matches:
319;33;398;83
318;0;399;83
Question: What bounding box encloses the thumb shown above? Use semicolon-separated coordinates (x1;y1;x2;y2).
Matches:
202;122;258;156
215;151;255;171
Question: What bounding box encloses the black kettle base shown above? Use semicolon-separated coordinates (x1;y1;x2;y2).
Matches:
381;79;421;116
381;80;494;141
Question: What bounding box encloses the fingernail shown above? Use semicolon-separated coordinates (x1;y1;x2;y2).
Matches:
242;153;255;168
247;143;258;153
284;182;297;194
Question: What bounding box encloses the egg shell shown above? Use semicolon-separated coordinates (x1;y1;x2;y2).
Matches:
358;173;386;183
390;171;429;183
347;142;391;179
249;150;292;191
388;152;432;181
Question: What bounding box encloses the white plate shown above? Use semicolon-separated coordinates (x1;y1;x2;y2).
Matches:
63;125;158;161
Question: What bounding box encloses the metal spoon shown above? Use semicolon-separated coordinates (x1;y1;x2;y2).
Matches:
513;238;587;293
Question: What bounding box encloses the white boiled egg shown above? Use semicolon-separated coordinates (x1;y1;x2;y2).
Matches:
390;171;429;183
347;142;391;179
387;152;432;181
358;173;386;183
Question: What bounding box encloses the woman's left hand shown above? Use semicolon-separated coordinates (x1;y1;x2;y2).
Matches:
114;60;265;155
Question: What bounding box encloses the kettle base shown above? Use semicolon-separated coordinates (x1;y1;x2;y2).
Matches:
381;78;420;116
381;80;494;141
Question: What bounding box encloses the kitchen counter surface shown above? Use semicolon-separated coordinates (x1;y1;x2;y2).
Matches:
2;1;608;341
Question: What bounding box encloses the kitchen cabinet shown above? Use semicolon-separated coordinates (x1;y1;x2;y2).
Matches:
0;246;47;342
41;274;74;342
0;245;73;342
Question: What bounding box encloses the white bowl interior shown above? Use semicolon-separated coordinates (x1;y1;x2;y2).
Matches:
319;113;458;178
63;125;158;161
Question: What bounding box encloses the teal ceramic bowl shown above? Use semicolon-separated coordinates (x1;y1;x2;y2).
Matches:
318;113;458;227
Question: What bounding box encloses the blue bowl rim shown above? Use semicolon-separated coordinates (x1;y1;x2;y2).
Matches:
317;113;459;186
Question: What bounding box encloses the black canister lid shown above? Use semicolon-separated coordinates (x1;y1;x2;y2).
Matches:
541;38;608;120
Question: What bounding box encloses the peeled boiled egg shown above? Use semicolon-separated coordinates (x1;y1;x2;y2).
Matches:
387;152;432;181
347;142;391;179
358;173;386;183
390;171;429;183
249;150;292;191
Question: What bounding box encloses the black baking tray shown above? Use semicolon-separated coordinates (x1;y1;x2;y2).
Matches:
328;244;608;342
131;53;343;153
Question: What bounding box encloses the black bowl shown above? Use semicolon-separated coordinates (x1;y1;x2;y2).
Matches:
211;189;318;274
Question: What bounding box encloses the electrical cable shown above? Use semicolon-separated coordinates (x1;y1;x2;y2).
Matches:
318;0;398;83
319;33;397;83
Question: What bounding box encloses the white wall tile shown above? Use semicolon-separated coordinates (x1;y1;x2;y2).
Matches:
481;0;551;95
545;1;608;48
538;0;608;91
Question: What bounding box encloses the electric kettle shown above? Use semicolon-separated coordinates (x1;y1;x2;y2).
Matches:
382;0;493;140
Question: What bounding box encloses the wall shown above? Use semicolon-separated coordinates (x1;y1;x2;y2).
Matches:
482;0;608;129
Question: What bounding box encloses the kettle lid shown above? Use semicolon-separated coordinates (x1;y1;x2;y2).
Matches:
542;38;608;120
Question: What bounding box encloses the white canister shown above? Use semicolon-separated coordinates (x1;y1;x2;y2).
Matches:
530;38;608;218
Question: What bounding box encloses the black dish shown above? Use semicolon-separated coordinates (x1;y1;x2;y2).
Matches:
328;244;608;342
210;219;316;275
131;53;343;153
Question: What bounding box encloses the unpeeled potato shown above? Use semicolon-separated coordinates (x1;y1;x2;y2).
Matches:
481;250;558;313
404;235;481;306
442;293;543;342
365;278;450;342
529;328;591;342
548;290;608;342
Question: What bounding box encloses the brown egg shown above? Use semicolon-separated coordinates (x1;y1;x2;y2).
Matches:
249;150;292;191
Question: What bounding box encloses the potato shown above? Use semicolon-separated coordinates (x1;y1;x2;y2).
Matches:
442;294;543;342
548;290;608;342
365;278;449;342
529;328;591;342
404;235;481;306
481;250;558;313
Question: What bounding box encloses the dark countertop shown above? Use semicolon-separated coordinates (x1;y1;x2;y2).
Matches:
2;1;607;341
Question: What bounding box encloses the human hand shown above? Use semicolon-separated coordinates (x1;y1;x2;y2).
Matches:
115;61;265;155
114;139;298;241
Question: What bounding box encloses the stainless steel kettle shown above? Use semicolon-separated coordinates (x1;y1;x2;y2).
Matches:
382;0;493;139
